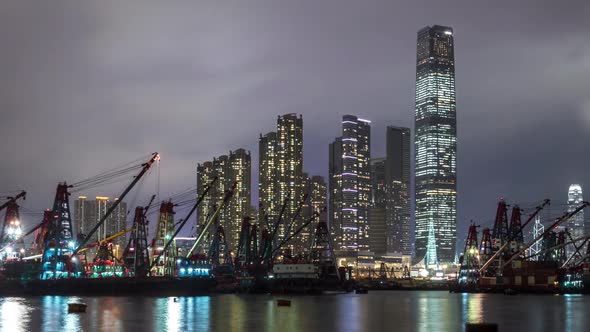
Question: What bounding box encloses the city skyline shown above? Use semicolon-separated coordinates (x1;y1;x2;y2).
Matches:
0;1;588;252
0;2;588;330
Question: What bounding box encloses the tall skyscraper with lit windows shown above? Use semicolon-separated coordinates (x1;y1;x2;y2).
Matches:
567;184;584;257
258;114;305;254
329;115;371;253
197;149;251;249
414;25;457;263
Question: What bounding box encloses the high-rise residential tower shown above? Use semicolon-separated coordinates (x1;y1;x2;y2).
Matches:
258;114;304;254
386;126;411;255
414;25;457;263
74;196;127;258
259;132;279;223
329;137;343;248
329;115;371;253
197;149;251;249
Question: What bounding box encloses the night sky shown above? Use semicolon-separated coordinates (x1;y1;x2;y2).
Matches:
1;0;589;245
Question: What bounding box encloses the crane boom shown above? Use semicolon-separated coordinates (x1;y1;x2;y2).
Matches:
478;199;549;274
502;201;590;268
77;228;134;253
148;177;217;269
185;182;236;258
271;206;326;259
72;153;160;257
0;191;26;211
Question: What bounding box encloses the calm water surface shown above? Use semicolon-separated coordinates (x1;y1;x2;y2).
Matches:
0;291;587;331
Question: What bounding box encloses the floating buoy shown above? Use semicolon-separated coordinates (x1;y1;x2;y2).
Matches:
277;299;291;307
68;303;87;313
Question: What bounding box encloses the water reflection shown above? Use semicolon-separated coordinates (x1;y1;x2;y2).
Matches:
63;297;83;332
0;292;589;331
0;297;31;332
42;296;64;332
461;293;484;324
417;293;459;332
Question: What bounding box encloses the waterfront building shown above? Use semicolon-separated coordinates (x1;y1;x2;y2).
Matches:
329;115;371;254
414;25;458;264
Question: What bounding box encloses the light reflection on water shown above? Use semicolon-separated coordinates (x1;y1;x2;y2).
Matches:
0;291;588;332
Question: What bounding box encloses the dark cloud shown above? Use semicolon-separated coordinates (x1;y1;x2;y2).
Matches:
1;0;589;244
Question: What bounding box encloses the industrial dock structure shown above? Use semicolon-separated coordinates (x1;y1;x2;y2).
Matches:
454;198;590;294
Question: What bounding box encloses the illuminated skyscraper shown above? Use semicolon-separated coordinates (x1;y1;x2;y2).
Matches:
197;149;251;249
329;137;343;248
197;157;228;234
301;174;327;252
309;175;327;224
567;184;584;257
258;114;304;253
329;115;371;253
259;132;279;223
414;25;457;263
227;149;252;248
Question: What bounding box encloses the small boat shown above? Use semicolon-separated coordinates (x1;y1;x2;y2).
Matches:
68;303;87;313
277;299;291;307
504;288;518;296
355;288;368;294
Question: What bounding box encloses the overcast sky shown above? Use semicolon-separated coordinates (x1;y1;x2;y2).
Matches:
1;0;589;243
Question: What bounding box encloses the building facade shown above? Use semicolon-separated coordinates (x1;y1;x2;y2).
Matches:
414;25;458;263
369;158;387;256
300;174;327;252
386;126;411;255
74;196;127;258
329;137;343;250
197;149;251;250
329;115;371;253
258;114;305;254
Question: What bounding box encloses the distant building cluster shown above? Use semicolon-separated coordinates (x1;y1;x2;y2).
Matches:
74;196;127;258
192;25;459;267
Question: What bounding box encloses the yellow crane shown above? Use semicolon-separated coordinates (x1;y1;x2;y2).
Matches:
77;228;133;254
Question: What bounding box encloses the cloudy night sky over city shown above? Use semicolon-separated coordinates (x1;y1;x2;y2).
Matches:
0;0;589;242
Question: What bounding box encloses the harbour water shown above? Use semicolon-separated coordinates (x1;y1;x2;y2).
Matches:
0;291;588;331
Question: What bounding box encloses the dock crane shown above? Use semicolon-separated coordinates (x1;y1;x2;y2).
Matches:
479;199;550;275
0;191;26;243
